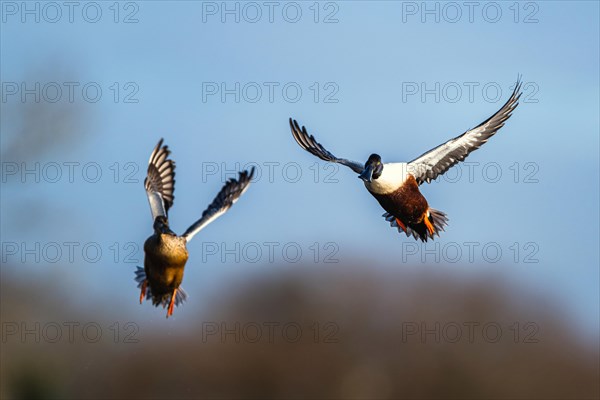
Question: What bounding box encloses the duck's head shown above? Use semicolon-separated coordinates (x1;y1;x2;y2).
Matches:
359;154;384;183
153;216;176;236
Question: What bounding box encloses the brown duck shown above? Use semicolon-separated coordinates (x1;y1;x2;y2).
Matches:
136;139;254;317
290;79;522;241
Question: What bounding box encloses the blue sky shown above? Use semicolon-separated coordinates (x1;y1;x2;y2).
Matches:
1;1;598;341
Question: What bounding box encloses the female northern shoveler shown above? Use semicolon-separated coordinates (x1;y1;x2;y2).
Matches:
135;139;254;318
290;79;522;242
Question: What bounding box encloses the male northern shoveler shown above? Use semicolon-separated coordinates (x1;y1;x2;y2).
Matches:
135;139;254;318
290;79;522;242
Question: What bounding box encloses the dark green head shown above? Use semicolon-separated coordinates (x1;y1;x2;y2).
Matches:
359;154;384;182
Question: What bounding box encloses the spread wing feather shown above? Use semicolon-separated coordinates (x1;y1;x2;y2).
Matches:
182;168;254;241
145;139;176;220
408;78;522;184
289;118;364;174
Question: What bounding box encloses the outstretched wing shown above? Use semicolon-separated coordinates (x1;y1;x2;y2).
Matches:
145;138;176;220
408;78;522;185
182;168;254;241
289;118;364;174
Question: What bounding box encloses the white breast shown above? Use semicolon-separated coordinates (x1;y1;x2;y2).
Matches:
364;163;410;194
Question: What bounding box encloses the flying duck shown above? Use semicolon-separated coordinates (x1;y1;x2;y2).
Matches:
290;79;522;242
135;139;254;317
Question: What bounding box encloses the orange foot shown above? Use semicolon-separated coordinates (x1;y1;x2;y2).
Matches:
423;212;435;236
139;280;148;304
395;218;407;233
167;289;177;318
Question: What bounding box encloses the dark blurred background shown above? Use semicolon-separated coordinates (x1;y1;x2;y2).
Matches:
1;263;598;399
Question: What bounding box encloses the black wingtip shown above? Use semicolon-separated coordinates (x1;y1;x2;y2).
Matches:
292;119;304;133
233;167;255;185
240;166;256;182
152;138;171;158
289;118;309;150
513;75;523;97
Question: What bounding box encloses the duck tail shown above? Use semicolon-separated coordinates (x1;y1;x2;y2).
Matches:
134;266;188;309
414;208;448;241
383;209;448;242
428;209;448;235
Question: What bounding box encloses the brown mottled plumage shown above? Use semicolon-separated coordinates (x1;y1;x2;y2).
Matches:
143;233;188;306
137;139;254;318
